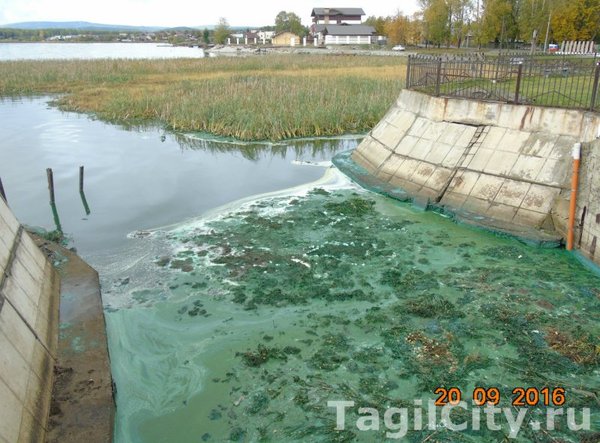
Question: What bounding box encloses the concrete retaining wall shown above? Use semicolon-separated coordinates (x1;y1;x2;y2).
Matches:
0;198;59;442
576;139;600;264
352;89;600;262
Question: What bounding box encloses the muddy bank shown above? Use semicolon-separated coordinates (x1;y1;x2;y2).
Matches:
33;236;114;443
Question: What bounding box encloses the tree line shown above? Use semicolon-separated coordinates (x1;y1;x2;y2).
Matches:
369;0;599;48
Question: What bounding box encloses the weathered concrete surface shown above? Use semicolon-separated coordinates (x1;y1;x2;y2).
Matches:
32;237;115;443
574;139;600;264
351;89;600;260
0;198;60;443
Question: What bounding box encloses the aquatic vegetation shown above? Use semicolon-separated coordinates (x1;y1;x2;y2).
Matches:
105;187;600;442
0;55;405;140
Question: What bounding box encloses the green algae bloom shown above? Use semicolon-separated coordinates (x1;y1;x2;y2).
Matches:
105;183;600;442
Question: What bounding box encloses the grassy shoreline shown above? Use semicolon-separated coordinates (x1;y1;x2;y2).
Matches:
0;55;406;140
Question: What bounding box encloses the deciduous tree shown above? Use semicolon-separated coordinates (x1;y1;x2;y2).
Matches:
275;11;306;37
214;17;230;44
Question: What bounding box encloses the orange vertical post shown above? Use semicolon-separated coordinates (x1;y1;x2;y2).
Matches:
566;143;581;251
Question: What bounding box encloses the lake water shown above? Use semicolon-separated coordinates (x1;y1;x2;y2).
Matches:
1;98;599;442
0;42;205;60
0;98;355;257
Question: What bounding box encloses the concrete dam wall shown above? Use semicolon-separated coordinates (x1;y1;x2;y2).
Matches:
0;198;59;442
349;89;600;264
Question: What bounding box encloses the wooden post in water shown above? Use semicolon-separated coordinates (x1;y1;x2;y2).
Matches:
0;177;7;204
46;168;55;205
79;166;84;193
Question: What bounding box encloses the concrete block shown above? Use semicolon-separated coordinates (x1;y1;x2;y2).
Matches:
480;127;507;151
3;277;37;329
467;148;494;171
424;167;453;192
486;203;518;222
447;171;480;196
444;97;495;125
455;125;478;148
494;180;531;207
0;200;20;236
407;117;430;138
377;171;392;182
411;162;436;186
37;265;59;355
381;106;401;124
379;154;405;177
580;113;600;141
355;137;391;171
499;129;531;153
352;150;378;174
394;135;419;156
535;158;570;187
438;123;466;146
30;340;53;384
522;184;559;213
536;107;585;137
422;121;448;142
484;151;519;176
23;370;51;431
0;378;23;443
440;191;468;208
375;123;406;151
421;95;446;121
0;236;10;276
462;196;491;214
388;175;422;194
0;227;17;272
549;135;577;160
17;408;44;443
395;159;421;181
522;133;559;157
514;207;547;226
409;137;434;161
425;143;452;164
510;155;547;181
497;104;530;130
419;186;440;200
0;302;36;364
470;175;504;200
442;145;467;167
9;256;42;310
0;330;30;403
387;110;416;134
18;234;47;276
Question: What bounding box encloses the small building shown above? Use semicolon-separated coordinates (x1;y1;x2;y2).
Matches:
272;32;300;47
320;24;375;45
311;7;365;26
310;7;374;45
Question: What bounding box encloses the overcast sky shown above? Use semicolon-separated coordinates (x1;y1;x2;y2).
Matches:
0;0;421;28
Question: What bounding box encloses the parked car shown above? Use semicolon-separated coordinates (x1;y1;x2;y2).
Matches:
548;43;559;53
392;45;405;51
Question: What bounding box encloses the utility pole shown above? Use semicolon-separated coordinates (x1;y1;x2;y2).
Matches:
543;11;551;53
531;29;538;55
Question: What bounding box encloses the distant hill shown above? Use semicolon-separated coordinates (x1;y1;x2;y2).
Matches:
0;21;217;32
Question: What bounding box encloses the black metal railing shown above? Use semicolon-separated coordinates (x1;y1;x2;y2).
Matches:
406;54;600;112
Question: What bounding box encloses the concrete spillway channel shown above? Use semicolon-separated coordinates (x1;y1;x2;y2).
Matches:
0;197;114;442
343;89;600;266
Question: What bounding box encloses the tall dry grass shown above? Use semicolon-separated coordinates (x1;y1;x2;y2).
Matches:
0;55;406;140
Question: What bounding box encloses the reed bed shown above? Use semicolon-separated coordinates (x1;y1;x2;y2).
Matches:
0;55;406;140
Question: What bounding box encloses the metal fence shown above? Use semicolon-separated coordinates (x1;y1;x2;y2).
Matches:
406;54;600;112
